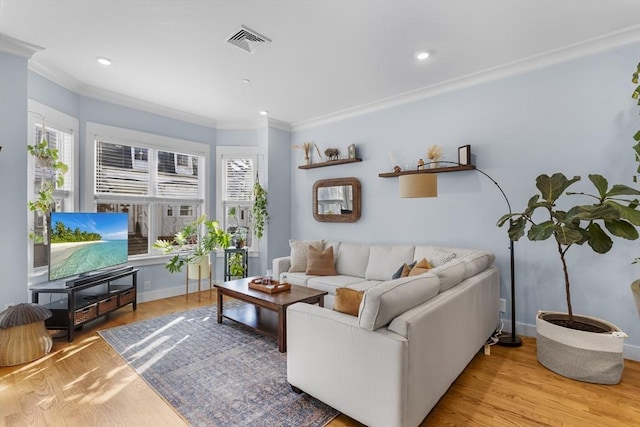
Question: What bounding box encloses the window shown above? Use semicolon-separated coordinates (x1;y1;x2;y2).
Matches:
216;146;259;250
28;101;78;274
87;123;209;257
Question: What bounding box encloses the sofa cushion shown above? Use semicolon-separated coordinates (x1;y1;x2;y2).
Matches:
306;246;337;276
358;273;440;330
430;258;467;292
333;288;364;316
463;251;495;279
289;239;323;272
323;241;341;263
336;243;371;278
364;245;415;281
307;275;366;295
285;272;312;287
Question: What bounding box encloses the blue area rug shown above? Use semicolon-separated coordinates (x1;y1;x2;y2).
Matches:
98;304;338;427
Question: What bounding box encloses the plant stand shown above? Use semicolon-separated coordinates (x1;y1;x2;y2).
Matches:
224;248;248;281
536;311;627;384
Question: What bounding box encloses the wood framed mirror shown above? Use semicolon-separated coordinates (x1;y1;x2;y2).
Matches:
313;177;361;222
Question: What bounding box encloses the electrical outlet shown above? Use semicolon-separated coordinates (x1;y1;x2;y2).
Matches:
144;281;151;290
499;298;506;313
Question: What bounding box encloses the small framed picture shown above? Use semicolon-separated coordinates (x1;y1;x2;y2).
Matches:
458;145;471;165
348;144;356;159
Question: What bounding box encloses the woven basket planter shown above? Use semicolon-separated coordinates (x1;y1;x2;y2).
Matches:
536;310;627;385
0;303;53;366
0;321;53;366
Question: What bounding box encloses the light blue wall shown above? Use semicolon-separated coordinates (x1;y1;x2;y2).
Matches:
291;43;640;355
266;125;292;273
0;53;29;307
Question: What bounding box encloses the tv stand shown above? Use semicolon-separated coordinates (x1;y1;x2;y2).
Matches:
31;266;138;342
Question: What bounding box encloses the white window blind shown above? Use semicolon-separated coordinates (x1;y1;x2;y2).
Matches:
223;158;254;202
95;142;201;199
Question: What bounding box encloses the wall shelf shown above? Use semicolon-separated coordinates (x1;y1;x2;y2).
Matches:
378;164;475;177
298;158;362;169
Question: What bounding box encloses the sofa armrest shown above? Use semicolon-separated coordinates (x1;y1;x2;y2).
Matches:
272;256;291;278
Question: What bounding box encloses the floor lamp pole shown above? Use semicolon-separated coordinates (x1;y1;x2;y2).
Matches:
430;161;522;347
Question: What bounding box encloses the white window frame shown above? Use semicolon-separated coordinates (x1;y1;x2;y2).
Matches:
27;101;80;282
216;146;261;253
85;123;210;262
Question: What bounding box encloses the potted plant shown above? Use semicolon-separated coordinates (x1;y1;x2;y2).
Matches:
228;252;246;278
498;173;639;384
153;214;231;273
252;180;268;239
233;226;248;248
27;128;68;244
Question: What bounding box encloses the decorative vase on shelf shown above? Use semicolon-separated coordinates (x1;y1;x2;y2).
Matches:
304;156;310;165
429;160;439;168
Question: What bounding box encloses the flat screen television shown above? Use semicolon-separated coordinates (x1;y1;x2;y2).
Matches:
48;212;129;282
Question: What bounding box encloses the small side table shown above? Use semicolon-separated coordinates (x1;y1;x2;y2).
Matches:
224;248;248;281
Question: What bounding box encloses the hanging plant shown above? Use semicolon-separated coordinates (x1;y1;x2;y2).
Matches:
252;181;269;239
27;121;68;244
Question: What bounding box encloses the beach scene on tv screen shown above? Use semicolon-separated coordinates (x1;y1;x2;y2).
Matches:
49;213;128;281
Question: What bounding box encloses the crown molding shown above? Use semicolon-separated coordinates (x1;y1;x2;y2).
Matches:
292;25;640;131
263;118;292;132
216;117;291;131
0;33;44;59
29;59;218;129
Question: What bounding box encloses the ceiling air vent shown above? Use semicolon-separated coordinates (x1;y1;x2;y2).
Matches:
226;26;271;54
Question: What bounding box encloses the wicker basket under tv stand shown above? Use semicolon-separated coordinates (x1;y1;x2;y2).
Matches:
30;266;138;342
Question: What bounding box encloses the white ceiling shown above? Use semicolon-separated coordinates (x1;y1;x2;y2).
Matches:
1;0;639;128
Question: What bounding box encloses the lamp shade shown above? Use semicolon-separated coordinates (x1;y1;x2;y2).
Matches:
399;174;438;198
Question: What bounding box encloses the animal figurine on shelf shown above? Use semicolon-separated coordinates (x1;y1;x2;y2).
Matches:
324;148;340;161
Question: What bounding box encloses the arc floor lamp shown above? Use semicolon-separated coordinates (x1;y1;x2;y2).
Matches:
399;159;522;347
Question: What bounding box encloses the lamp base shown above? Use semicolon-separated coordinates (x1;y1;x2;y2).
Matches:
497;333;523;347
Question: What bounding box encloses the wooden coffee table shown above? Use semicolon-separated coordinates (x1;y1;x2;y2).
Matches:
214;277;327;352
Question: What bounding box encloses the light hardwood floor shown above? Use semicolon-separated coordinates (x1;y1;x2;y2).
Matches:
1;292;638;426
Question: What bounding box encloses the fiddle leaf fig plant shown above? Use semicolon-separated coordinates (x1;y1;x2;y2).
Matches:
154;214;231;273
498;173;640;324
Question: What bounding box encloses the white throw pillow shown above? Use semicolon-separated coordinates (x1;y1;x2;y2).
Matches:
289;240;323;272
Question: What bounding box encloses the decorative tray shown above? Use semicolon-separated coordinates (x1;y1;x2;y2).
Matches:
248;278;291;294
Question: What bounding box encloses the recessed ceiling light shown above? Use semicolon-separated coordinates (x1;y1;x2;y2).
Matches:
242;79;250;84
97;57;112;66
415;51;430;61
259;110;268;116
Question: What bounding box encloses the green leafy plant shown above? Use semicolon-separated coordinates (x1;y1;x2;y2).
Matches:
27;139;69;214
233;226;248;248
498;173;640;325
228;252;246;278
252;181;269;239
153;214;231;273
27;131;69;243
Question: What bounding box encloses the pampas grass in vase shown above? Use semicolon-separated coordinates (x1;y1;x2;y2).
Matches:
292;141;321;165
427;145;443;168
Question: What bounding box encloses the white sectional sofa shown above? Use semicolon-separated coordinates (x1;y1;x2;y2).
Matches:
272;241;499;427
